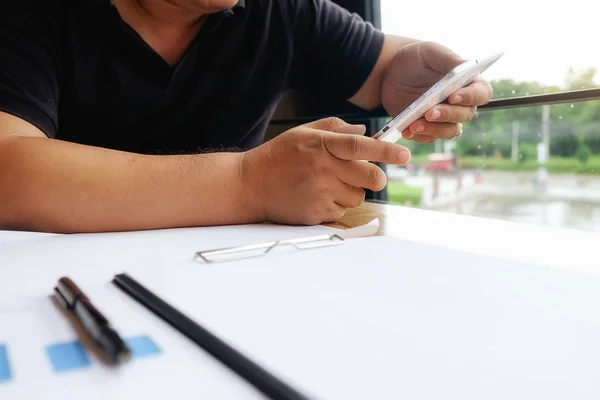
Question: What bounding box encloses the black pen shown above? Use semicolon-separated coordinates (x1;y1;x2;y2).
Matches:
54;276;131;364
113;273;310;400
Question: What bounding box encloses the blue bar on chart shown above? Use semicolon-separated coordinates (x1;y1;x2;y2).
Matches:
45;336;160;374
46;341;91;373
126;335;161;359
0;344;11;383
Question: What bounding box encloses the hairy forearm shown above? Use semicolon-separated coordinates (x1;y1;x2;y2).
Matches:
0;137;260;233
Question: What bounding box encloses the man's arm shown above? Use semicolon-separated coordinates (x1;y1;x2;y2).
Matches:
347;35;419;111
0;3;259;233
0;113;412;233
0;112;260;233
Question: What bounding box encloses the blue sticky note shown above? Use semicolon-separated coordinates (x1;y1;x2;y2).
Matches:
46;341;91;373
0;344;11;383
126;335;161;359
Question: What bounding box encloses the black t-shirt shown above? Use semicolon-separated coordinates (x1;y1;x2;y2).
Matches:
0;0;384;154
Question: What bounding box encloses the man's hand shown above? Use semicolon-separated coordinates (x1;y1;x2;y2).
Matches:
242;117;411;225
381;41;494;144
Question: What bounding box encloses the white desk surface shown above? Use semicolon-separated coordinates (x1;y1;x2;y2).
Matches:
0;230;55;244
1;203;596;273
0;205;599;400
339;202;597;275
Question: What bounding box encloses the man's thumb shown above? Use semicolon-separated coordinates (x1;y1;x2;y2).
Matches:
304;117;366;135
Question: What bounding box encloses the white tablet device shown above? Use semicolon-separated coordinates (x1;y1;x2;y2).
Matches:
372;52;504;143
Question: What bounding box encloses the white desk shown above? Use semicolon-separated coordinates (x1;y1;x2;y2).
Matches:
0;230;55;244
332;201;597;274
0;204;598;400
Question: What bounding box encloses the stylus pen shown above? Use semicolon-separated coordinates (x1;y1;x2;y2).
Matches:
54;276;131;364
112;273;311;400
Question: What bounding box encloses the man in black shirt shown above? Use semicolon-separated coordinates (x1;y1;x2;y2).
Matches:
0;0;492;233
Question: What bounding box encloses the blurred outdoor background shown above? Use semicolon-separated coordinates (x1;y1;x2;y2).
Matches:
381;0;600;232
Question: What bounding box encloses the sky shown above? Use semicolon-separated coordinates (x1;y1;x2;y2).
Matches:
381;0;600;89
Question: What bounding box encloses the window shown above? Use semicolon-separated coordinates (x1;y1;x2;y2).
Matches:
381;0;600;233
381;0;599;97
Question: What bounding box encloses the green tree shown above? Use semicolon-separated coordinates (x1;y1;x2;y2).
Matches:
565;67;597;91
434;68;600;161
518;142;537;163
580;123;600;154
576;144;592;165
550;125;580;157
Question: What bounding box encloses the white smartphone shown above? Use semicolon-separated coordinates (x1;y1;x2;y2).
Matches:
372;52;504;143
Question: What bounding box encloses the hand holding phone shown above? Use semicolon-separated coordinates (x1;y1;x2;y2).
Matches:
373;52;504;143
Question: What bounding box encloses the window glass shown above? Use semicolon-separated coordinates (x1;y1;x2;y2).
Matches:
381;0;600;98
381;0;600;232
387;100;600;233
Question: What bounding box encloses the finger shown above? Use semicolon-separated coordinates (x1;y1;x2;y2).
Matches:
322;202;347;223
323;133;411;164
333;181;366;209
303;117;366;135
448;79;493;106
424;104;477;124
335;159;388;191
402;130;437;144
408;120;460;140
334;123;367;135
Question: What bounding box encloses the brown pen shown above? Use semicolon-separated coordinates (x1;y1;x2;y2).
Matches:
54;277;131;364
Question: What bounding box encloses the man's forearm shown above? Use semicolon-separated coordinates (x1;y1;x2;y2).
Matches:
0;136;261;233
